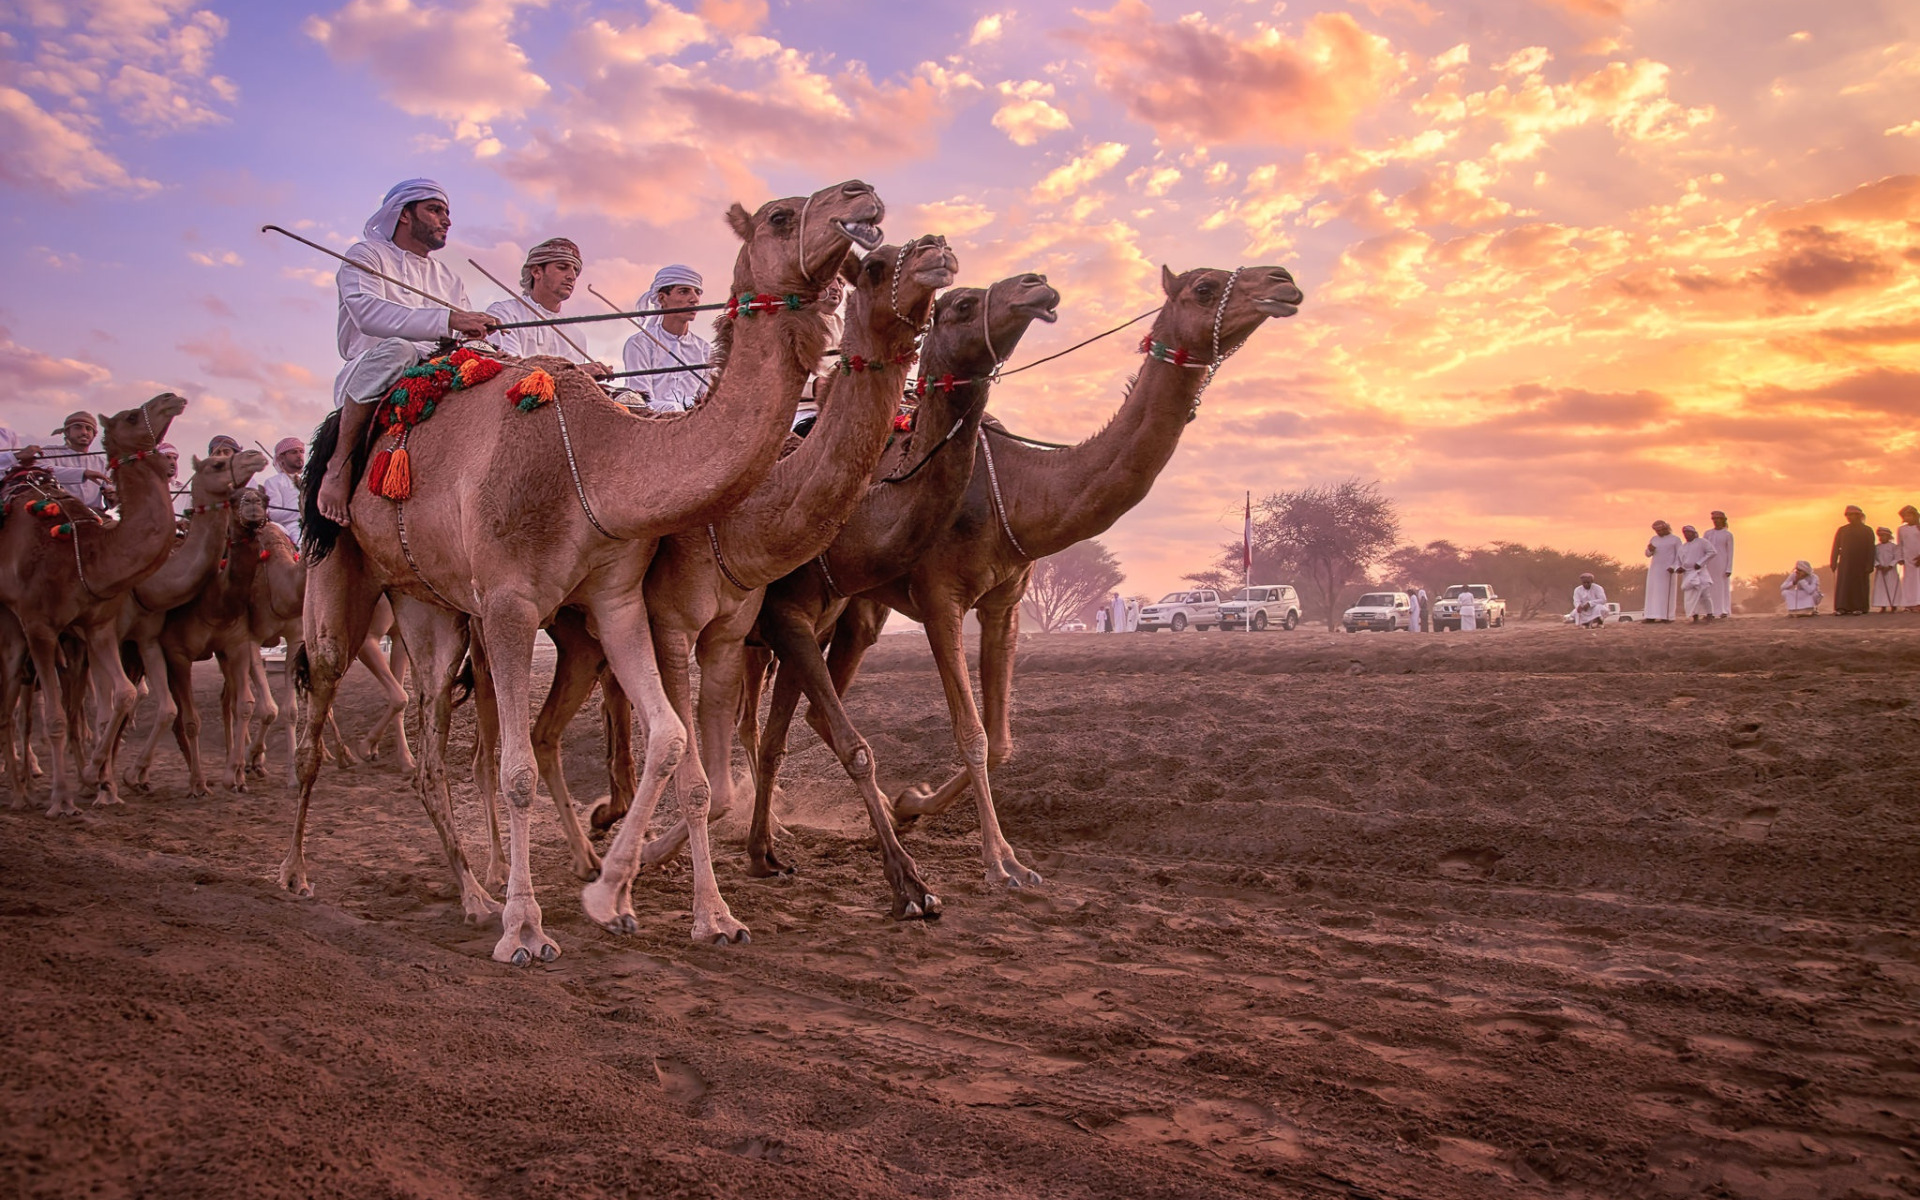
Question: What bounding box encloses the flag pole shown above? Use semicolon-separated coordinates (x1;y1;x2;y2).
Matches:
1243;490;1253;634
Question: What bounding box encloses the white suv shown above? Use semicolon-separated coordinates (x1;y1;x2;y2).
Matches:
1217;584;1301;631
1343;591;1411;632
1138;589;1221;632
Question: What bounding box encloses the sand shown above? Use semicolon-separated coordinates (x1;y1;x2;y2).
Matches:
4;616;1919;1199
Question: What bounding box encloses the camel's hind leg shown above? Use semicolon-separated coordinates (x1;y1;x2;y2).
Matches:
244;647;278;780
21;626;76;816
0;613;31;808
466;632;506;890
280;550;383;899
390;596;499;928
353;613;413;771
126;639;176;791
527;609;605;879
893;583;1040;889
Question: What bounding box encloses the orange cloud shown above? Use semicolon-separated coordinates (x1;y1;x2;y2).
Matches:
305;0;551;125
1063;2;1402;146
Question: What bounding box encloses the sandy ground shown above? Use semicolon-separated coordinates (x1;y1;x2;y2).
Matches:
4;615;1919;1199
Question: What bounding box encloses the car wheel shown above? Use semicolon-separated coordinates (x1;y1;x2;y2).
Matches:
1252;612;1269;632
1171;613;1188;632
1282;611;1298;631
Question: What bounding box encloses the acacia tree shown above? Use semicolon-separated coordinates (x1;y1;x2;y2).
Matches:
1217;480;1398;628
1023;538;1125;631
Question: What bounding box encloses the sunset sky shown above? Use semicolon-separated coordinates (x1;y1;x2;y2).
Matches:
2;0;1915;597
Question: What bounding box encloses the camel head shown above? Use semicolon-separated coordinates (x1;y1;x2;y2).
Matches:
184;447;268;509
921;272;1061;381
725;179;885;298
99;392;188;464
231;486;271;532
845;236;959;335
1154;265;1303;362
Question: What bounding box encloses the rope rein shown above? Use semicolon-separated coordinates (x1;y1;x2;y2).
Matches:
707;523;751;591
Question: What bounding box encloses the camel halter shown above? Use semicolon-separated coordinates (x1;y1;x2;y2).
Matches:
978;429;1030;560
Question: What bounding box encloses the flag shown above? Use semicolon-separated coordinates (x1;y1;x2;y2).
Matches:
1242;490;1253;574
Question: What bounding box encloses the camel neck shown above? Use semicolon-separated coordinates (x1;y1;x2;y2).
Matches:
994;355;1205;559
713;301;921;588
564;307;824;540
133;491;230;611
82;456;180;598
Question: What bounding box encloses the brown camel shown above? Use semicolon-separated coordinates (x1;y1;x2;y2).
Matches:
722;269;1065;915
0;393;187;815
808;266;1305;877
283;180;882;963
115;449;269;790
516;236;965;900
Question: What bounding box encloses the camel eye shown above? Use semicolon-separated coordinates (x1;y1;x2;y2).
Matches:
770;209;792;227
1194;284;1215;300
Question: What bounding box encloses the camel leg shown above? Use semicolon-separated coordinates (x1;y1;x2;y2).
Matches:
528;610;605;878
79;623;140;807
467;632;506;890
126;639;176;791
0;616;29;808
582;587;702;941
279;550;383;899
165;649;210;798
589;674;638;833
641;626;750;870
758;610;937;920
470;591;559;964
894;592;1041;889
642;624;746;943
734;645;773;788
353;628;412;771
390;597;500;928
245;648;277;779
747;656;804;877
22;627;76;816
216;649;255;792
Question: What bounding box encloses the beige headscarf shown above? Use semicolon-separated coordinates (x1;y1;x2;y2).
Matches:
519;237;582;291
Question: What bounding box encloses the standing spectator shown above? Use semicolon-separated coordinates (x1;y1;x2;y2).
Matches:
1457;587;1480;631
1898;505;1920;613
1678;524;1718;623
1703;511;1735;619
1643;520;1682;623
1782;561;1822;616
261;437;305;547
47;411;108;509
1830;505;1875;615
1573;572;1608;628
1404;584;1424;633
1872;528;1902;612
1414;585;1432;632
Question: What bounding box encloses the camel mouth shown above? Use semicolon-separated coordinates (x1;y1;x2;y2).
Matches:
913;265;958;288
833;219;884;250
1254;298;1300;318
1015;298;1060;324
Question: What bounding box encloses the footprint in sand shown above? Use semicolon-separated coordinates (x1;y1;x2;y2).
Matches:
1438;847;1503;879
653;1057;709;1108
1734;805;1779;841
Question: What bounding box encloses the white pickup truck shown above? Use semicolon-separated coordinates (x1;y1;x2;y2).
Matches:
1433;584;1507;630
1563;601;1637;625
1137;589;1221;632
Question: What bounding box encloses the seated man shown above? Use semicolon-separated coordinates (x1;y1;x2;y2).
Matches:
484;237;609;377
621;264;712;414
261;436;304;545
47;411;109;510
1782;561;1822;616
315;178;496;525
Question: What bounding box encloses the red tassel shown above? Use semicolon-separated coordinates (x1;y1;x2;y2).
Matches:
367;448;392;495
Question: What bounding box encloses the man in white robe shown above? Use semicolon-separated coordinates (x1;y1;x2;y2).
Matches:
1898;505;1920;612
1404;584;1424;633
1703;510;1734;620
315;178;497;525
793;276;847;434
622;264;713;414
48;411;109;510
1872;528;1902;611
1644;520;1683;622
1677;525;1718;622
1573;573;1608;628
1457;588;1479;631
1782;561;1821;616
483;238;609;375
260;436;304;546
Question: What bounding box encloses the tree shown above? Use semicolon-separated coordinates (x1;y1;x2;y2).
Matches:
1253;479;1399;629
1736;573;1787;614
1022;539;1125;631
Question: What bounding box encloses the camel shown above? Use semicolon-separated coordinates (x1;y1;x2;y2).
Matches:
282;180;883;963
112;449;269;790
513;236;967;905
807;266;1305;877
716;270;1064;915
0;393;187;815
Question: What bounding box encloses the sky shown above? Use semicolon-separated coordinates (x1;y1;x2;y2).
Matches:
1;0;1916;598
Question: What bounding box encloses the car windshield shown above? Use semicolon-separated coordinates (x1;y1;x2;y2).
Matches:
1156;593;1187;604
1443;586;1468;598
1231;588;1259;601
1357;594;1397;607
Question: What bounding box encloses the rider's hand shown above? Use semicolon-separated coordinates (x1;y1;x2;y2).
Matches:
449;310;497;338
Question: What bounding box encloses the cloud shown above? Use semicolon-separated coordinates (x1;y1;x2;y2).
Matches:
903;196;996;238
992;79;1072;145
1766;175;1920;229
0;326;113;396
1749;226;1895;298
1032;141;1128;202
970;13;1006;44
1063;3;1402;146
497;130;747;225
0;86;157;194
305;0;551;125
188;249;243;268
697;0;766;36
1748;367;1920;418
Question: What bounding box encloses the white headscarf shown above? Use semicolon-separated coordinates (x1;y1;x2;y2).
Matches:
364;178;449;245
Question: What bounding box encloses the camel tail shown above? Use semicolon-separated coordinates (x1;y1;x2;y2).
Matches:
291;643;311;697
451;652;474;709
301;408;372;565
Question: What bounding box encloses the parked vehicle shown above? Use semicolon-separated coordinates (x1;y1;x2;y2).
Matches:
1432;584;1507;630
1562;601;1636;625
1058;620;1088;632
1342;591;1411;633
1217;584;1301;631
1137;589;1221;632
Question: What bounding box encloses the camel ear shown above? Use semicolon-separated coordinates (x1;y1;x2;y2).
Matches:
191;455;205;473
726;203;753;241
838;249;861;285
1160;265;1178;297
97;413;111;431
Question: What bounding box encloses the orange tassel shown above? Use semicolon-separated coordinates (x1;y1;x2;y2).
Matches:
509;368;556;411
379;446;412;500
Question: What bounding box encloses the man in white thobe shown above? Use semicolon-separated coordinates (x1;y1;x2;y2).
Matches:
47;411;109;510
1873;528;1902;611
1404;584;1424;633
314;178;497;525
1703;510;1734;620
1573;573;1608;628
1108;591;1126;635
1644;520;1683;622
1457;589;1479;631
1898;506;1920;613
1677;525;1718;622
483;237;609;375
622;264;714;414
260;436;304;547
1782;561;1821;616
793;275;847;434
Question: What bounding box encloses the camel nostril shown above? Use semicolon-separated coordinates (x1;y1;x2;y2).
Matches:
842;180;873;195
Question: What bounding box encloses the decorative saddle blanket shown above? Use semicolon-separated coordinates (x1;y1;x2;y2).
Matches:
365;348;555;501
0;465;92;539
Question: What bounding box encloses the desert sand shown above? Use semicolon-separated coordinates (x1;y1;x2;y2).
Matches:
4;616;1919;1199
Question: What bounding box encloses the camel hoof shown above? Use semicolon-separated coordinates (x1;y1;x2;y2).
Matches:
45;798;80;818
538;942;559;962
903;901;921;918
93;790;123;808
588;798;627;833
510;947;530;967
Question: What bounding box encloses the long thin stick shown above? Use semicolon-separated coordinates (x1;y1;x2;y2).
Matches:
486;300;727;330
466;257;595;363
586;283;705;394
261;224;460;311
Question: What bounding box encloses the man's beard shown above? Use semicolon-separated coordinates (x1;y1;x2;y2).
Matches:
420;227;448;250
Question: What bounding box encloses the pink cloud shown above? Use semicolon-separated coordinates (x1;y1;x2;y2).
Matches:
0;326;114;394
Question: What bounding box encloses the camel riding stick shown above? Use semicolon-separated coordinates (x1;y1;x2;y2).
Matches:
263;225;464;314
465;257;598;363
585;284;702;373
